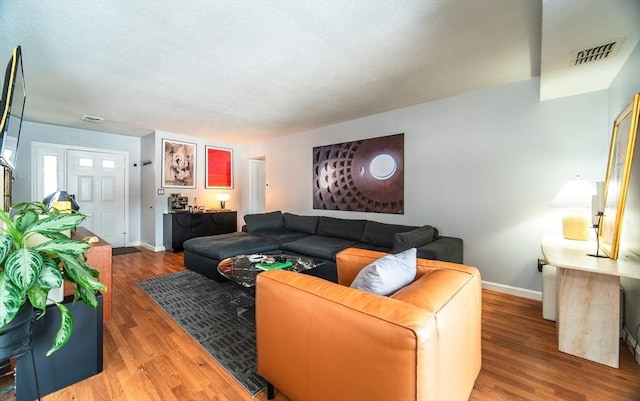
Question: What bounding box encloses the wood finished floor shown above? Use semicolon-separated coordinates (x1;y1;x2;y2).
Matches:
43;248;640;401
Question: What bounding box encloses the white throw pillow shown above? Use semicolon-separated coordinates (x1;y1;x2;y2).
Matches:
350;248;417;296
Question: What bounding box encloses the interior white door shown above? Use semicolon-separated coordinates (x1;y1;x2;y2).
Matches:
249;159;266;214
66;150;126;247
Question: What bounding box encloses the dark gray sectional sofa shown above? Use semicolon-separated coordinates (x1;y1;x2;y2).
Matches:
183;211;463;283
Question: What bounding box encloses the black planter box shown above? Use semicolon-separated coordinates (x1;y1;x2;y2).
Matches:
16;294;103;401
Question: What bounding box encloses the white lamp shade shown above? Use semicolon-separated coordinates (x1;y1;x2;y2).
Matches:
550;177;596;208
215;193;231;202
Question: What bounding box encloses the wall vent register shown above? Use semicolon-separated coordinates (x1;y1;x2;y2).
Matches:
570;38;624;66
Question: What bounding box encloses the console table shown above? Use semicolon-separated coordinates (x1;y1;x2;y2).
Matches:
70;227;112;321
163;211;237;252
541;234;640;368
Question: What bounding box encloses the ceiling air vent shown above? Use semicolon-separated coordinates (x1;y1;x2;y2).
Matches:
570;38;624;67
80;114;105;123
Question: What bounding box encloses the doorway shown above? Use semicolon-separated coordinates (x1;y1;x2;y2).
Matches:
32;143;128;247
248;159;266;214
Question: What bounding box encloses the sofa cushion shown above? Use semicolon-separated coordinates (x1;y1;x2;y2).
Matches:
316;216;367;241
244;211;284;233
283;213;319;235
252;227;310;244
281;235;358;261
391;225;439;253
350;248;417;296
361;221;417;248
183;232;280;259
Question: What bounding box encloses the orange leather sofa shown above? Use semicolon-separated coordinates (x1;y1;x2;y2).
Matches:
256;247;482;401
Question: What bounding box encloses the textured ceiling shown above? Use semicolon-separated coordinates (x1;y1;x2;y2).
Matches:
0;0;638;144
540;0;640;101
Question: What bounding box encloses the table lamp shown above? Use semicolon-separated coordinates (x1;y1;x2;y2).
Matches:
215;193;230;210
43;190;80;211
549;175;596;241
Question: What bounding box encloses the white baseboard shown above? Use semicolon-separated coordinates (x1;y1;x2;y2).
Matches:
140;242;166;252
127;240;141;247
622;326;640;366
482;280;542;301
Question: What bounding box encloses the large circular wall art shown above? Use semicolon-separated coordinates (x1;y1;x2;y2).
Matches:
312;133;404;214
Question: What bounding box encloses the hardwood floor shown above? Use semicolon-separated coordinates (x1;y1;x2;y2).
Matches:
43;248;640;401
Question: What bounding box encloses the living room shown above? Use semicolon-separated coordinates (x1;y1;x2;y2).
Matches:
1;1;640;400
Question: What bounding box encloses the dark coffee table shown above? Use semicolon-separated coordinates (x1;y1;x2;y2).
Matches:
217;254;324;287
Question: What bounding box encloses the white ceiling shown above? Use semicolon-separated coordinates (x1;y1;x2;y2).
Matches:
1;0;638;144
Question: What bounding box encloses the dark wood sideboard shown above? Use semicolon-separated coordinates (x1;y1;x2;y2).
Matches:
163;211;237;252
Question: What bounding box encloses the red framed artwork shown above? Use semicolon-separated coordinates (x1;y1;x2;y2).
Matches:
205;146;233;189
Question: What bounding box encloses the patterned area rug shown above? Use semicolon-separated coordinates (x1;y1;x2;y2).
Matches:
137;270;266;396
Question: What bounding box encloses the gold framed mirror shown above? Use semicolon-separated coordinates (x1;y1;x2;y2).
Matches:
599;93;640;259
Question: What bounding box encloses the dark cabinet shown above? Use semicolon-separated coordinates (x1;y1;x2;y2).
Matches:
163;211;237;252
17;295;103;401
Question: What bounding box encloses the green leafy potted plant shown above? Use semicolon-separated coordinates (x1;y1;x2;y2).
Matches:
0;201;106;356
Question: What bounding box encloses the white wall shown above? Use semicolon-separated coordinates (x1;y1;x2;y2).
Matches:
144;130;246;249
13;77;612;294
246;77;609;293
13;121;142;245
140;131;157;249
608;41;640;123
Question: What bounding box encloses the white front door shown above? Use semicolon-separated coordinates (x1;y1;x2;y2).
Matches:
66;150;126;247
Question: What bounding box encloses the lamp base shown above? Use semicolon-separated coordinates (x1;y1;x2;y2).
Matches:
586;217;609;258
561;214;589;241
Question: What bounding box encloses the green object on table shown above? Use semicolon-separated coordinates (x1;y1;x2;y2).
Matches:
256;260;293;270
